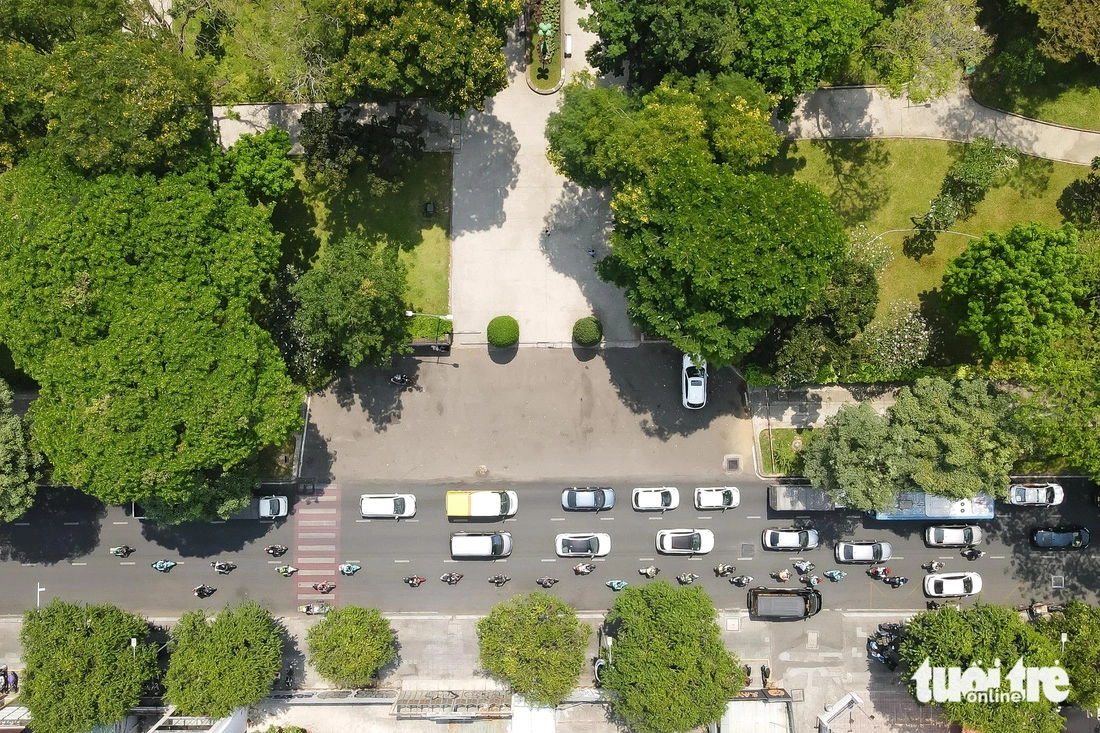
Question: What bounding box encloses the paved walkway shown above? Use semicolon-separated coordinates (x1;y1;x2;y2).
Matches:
776;86;1100;166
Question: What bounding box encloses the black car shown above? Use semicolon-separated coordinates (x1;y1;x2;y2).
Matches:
1031;525;1091;550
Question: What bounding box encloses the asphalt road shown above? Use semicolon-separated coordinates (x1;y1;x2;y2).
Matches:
1;477;1096;616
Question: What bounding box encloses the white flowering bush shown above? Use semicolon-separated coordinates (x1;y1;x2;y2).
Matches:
862;300;931;373
847;225;894;276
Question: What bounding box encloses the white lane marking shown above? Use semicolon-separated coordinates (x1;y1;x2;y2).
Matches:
938;556;954;559
394;559;410;563
313;495;339;502
297;570;336;577
356;519;370;523
648;517;662;520
505;518;518;522
20;563;35;566
990;555;1006;559
211;520;226;524
638;557;655;562
551;517;565;521
299;520;337;527
600;517;615;521
737;557;753;561
444;559;458;563
746;515;762;519
112;521;128;525
71;562;86;566
63;522;79;526
14;522;29;526
406;519;420;523
697;516;712;521
892;556;904;560
541;558;557;563
120;562;135;566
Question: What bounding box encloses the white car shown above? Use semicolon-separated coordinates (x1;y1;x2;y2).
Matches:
632;487;680;511
561;487;616;511
924;572;983;598
555;532;612;557
655;529;715;555
1007;482;1064;506
681;354;707;409
694;487;740;510
359;493;416;518
924;525;983;547
762;527;820;551
834;540;892;564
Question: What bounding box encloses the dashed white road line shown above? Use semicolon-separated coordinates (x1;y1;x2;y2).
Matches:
746;515;762;519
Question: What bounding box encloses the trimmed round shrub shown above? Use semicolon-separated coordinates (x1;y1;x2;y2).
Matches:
572;316;603;347
487;315;520;348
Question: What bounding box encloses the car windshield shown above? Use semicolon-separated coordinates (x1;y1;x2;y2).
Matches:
591;492;605;509
500;494;510;514
491;536;502;554
797;531;808;545
393;497;405;514
934;581;944;594
962;577;973;592
961;528;972;543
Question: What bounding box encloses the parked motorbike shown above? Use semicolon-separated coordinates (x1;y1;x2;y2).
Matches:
714;564;736;577
761;664;771;687
151;560;176;573
639;565;660;579
536;576;559;588
729;575;754;587
339;563;361;576
390;373;415;388
869;649;898;671
823;570;847;582
573;563;595;575
440;572;464;585
110;546;134;558
264;545;289;557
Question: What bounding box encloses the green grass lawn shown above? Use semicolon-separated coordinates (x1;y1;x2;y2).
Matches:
970;58;1100;132
768;139;1087;320
529;34;563;91
758;428;815;476
282;153;452;315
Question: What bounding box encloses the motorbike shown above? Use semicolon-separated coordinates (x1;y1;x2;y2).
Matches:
110;546;134;558
793;561;815;574
676;572;699;585
714;564;736;577
151;560;176;573
488;574;510;587
823;570;847;582
869;648;898;671
193;585;216;599
339;563;361;576
885;576;909;588
962;548;986;561
729;575;753;587
761;664;771;687
536;576;559;588
921;561;945;572
770;569;792;582
743;664;753;687
802;575;823;587
879;622;904;635
606;579;628;591
404;575;427;587
299;601;330;615
867;566;891;579
264;545;289;557
639;565;660;579
283;666;294;689
276;565;298;577
312;582;336;594
440;572;464;585
573;563;595;575
211;561;236;575
390;373;415;388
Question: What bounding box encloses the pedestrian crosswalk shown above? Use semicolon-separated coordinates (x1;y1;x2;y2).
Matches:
293;485;340;601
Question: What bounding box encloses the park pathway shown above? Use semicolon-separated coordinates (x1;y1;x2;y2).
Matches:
776;86;1100;166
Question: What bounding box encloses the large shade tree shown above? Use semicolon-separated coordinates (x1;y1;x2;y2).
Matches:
602;580;743;733
1037;600;1100;711
598;162;846;364
1013;0;1100;64
164;601;283;717
0;157;302;522
0;376;39;522
802;402;895;510
21;599;157;733
307;606;397;688
477;592;591;705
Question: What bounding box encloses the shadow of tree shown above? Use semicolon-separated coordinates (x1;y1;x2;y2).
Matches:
450;99;522;237
140;515;284;557
0;487;105;565
765;140;808;178
270;185;322;271
817;140;892;227
1006;155;1054;200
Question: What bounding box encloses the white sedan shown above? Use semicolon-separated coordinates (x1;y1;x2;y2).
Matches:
555;533;612;557
924;525;983;547
762;527;820;551
1007;482;1064;506
681;354;707;410
655;529;714;555
694;487;740;510
632;487;680;511
834;540;892;564
924;572;983;598
359;493;416;518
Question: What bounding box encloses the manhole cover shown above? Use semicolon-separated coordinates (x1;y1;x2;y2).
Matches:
741;543;754;558
791;689;804;702
1052;575;1065;589
726;616;741;632
724;455;741;472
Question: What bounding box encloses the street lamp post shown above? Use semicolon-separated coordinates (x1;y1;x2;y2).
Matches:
36;583;45;608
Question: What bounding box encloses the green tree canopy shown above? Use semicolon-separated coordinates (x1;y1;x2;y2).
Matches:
899;605;1064;733
307;606;397;688
545;72;779;189
869;0;992;103
220;127;296;204
1037;600;1100;710
0;41;45;170
476;592;591;706
21;599;157;733
943;223;1085;363
290;232;410;385
1021;353;1100;480
802;402;896;510
164;601;283;717
0;377;39;522
1058;156;1100;231
599;163;846;364
0;157;302;521
1013;0;1100;64
887;377;1022;500
603;580;742;733
0;0;127;53
42;31;212;174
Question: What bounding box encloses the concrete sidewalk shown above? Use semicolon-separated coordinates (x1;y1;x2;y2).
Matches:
776;86;1100;166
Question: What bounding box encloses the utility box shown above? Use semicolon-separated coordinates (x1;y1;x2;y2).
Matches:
565;34;573;58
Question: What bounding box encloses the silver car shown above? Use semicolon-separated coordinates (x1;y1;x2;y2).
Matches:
561;487;615;511
1007;482;1064;506
762;528;820;551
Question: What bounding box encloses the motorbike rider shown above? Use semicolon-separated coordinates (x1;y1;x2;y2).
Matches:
339;563;361;576
488;574;510;587
111;546;134;558
440;572;463;584
573;563;595;575
639;565;660;579
193;585;215;598
536;576;559;588
264;545;289;557
211;561;235;574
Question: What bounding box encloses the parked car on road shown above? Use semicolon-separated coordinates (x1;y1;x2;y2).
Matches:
1007;482;1064;506
359;493;417;518
694;487;739;510
1031;526;1090;550
924;572;982;597
762;528;820;551
555;532;612;557
655;528;714;555
924;525;983;547
747;587;822;620
681;354;707;409
561;487;615;512
632;487;679;511
834;540;892;564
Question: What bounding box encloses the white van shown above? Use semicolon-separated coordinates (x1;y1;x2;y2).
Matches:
449;532;513;558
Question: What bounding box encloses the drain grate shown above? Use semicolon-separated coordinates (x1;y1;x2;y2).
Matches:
790;689;804;702
724;455;741;472
741;543;754;558
1052;575;1065;589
